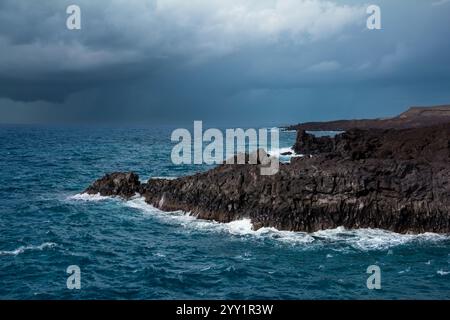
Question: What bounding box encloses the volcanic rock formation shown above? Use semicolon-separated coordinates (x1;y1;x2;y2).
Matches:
85;122;450;234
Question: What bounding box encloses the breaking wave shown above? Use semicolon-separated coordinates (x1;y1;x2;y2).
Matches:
150;176;178;180
0;242;57;256
123;197;449;251
68;193;110;202
269;147;303;159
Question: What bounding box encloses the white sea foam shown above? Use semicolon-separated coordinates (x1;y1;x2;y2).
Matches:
125;198;314;244
123;197;449;251
68;193;110;202
269;147;303;158
437;270;450;276
0;242;57;256
265;147;304;164
313;227;448;251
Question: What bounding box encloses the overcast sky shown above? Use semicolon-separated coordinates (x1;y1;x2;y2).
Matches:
1;0;450;126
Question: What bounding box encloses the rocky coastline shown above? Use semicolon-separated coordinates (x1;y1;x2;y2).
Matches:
84;119;450;234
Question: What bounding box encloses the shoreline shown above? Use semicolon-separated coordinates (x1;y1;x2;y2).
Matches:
69;193;450;249
83;107;450;235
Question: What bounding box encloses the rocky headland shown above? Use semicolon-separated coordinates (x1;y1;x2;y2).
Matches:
285;105;450;131
84;111;450;234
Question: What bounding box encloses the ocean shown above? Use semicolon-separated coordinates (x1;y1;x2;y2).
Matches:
0;125;449;300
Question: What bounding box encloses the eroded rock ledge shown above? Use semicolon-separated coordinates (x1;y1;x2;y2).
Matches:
84;123;450;234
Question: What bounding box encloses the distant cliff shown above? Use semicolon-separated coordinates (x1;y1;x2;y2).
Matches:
286;105;450;131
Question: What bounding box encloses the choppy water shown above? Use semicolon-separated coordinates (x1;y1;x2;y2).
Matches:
0;125;449;300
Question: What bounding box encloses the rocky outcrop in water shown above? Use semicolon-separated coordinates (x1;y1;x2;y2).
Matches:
85;172;140;199
84;123;450;234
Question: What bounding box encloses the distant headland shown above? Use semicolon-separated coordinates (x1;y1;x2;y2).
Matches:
285;105;450;131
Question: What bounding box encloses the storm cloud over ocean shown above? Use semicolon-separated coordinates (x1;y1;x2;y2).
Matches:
1;0;450;125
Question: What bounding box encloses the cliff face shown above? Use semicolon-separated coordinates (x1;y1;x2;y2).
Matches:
293;130;334;155
294;124;450;163
85;123;450;234
142;157;449;234
286;105;450;131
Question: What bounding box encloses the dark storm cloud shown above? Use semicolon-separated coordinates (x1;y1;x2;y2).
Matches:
0;0;450;125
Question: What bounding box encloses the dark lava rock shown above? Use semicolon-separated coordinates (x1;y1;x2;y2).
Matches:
84;172;140;199
142;156;450;234
294;124;450;163
84;123;450;234
223;148;271;165
293;130;334;155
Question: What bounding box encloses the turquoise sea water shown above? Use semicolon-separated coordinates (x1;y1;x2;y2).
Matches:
0;125;449;300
